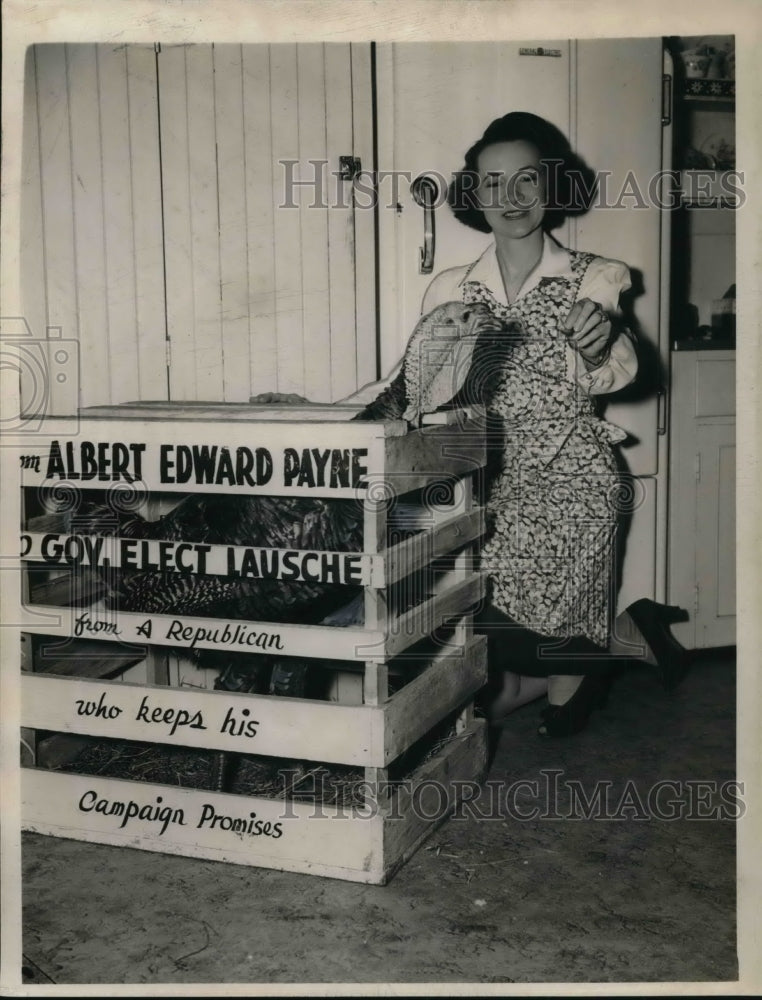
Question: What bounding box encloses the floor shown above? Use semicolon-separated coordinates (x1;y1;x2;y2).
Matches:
20;651;737;987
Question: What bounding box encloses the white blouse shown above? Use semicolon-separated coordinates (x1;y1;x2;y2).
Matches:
347;233;638;405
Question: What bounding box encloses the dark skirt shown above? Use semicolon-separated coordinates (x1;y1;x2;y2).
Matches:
476;601;616;679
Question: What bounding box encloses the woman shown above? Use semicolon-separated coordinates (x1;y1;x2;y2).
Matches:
259;111;689;736
351;111;685;737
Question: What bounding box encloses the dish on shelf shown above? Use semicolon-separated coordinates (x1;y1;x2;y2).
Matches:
699;134;736;169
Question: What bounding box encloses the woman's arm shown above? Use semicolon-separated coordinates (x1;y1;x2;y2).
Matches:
568;258;638;395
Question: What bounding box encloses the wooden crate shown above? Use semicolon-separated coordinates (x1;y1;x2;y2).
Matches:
21;718;488;885
18;404;488;881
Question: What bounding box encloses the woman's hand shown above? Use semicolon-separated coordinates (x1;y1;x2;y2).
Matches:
561;298;612;368
249;392;311;405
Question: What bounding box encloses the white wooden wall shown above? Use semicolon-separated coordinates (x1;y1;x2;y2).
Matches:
22;43;377;410
22;44;167;411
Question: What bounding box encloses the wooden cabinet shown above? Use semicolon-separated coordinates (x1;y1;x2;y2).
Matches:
668;351;735;648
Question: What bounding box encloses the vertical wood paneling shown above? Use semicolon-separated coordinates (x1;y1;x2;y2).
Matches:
296;44;331;402
23;44;167;410
160;47;198;400
241;47;277;396
350;43;377;389
20;47;48;410
35;44;78;414
214;45;251;402
185;45;224;399
67;45;110;406
126;46;167;401
98;46;140;404
25;42;379;410
269;44;305;396
324;44;357;401
158;42;375;404
20;49;47;341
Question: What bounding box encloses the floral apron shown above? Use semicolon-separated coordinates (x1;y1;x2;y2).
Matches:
463;251;627;648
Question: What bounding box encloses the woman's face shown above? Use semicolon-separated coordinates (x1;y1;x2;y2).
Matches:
474;140;546;240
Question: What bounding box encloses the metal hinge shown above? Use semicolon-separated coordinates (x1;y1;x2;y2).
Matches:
694;582;700;614
662;73;672;126
154;42;161;55
694;452;701;482
165;340;172;368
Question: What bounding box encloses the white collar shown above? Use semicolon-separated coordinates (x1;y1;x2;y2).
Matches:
459;232;573;306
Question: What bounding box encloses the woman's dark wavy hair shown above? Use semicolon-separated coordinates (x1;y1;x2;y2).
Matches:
447;111;597;233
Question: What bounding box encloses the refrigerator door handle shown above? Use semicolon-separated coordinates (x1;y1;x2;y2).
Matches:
411;174;440;274
657;386;668;435
662;73;672;126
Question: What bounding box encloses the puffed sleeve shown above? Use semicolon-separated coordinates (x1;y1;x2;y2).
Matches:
573;257;638;395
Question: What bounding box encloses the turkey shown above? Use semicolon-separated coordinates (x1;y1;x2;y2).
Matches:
73;302;515;789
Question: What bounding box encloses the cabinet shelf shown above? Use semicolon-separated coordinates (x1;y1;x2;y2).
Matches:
679;170;740;208
680;78;735;103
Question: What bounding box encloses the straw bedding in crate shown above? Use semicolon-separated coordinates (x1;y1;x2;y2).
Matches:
45;711;464;809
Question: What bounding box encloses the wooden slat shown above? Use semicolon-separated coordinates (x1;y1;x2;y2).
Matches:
296;44;332;403
241;44;278;396
20;416;389;496
350;43;377;389
384;574;484;659
382;719;487;880
21;574;482;664
126;44;168;401
21;512;480;592
363;471;388;634
35;44;78;413
80;401;375;423
22;673;381;766
383;636;486;764
20;47;48;352
20;604;385;662
382;508;483;586
67;45;111;407
21;634;38;768
22;769;385;882
324;43;357;401
269;44;304;396
21;717;487;883
214;44;251;402
160;46;197;401
98;44;141;404
22;531;376;587
186;44;224;400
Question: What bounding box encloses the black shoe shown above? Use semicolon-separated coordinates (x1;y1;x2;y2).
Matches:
537;674;610;739
626;599;691;693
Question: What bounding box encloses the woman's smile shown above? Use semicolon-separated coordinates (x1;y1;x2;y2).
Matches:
476;139;546;239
